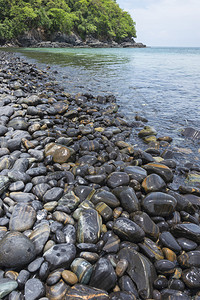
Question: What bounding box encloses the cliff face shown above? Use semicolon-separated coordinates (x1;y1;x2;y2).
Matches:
2;29;146;48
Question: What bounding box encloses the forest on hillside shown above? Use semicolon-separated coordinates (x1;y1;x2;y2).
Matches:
0;0;136;42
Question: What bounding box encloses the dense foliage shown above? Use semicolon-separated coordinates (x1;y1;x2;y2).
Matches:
0;0;136;42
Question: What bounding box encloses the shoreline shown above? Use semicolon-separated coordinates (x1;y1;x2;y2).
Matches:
0;50;200;299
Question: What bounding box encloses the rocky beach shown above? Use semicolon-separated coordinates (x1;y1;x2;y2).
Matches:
0;50;200;300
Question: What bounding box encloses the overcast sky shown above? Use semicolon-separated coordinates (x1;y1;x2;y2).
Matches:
117;0;200;47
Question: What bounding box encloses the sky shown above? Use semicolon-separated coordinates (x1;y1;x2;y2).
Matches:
117;0;200;47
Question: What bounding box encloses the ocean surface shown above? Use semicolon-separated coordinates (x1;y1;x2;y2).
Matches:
6;46;200;163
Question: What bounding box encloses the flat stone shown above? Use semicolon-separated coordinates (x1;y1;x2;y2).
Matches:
0;278;18;298
65;284;109;299
9;204;36;231
107;172;129;189
43;187;64;202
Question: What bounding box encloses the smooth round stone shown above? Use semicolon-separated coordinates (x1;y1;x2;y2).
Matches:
43;187;63;202
178;251;200;268
17;270;30;289
142;192;177;216
168;279;185;291
80;140;100;151
44;143;74;163
52;211;74;225
118;275;138;298
44;201;58;212
91;190;120;208
118;248;156;299
107;172;129;189
102;233;120;254
89;258;117;291
0;232;36;268
24;278;45;300
8;170;30;184
58;191;80;211
182;267;200;288
26;167;47;177
153;276;168;290
9;181;25;191
0;156;14;171
7;118;29;130
138;126;157;138
27;257;44;273
162;248;177;262
32;183;50;200
140;237;164;261
116;259;128;277
9;192;35;203
46;269;63;286
79;252;99;263
9;204;37;231
160;289;190;300
0;278;18;298
171;223;200;243
113;217;145;243
177;237;197;251
142;173;166;193
130;211;160;241
62;270;78;285
124;166;147;183
43;243;76;270
29;223;50;254
0;125;8;136
85;174;106;184
154;260;176;274
95;202;113;221
46;279;68;300
143;163;173;183
65;284;109;299
113;187;139;213
160;232;181;253
71;258;93;285
77;208;101;244
8;290;24;300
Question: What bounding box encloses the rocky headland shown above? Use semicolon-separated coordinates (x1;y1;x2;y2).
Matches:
1;30;146;48
0;50;199;299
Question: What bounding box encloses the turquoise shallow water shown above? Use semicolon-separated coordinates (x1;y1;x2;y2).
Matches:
5;46;200;160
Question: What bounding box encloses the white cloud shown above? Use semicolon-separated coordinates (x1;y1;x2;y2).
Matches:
120;0;200;46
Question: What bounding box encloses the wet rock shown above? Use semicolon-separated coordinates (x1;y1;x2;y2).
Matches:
62;270;78;285
118;275;138;298
142;174;166;193
124;166;147;183
182;267;200;288
113;186;139;213
113;217;145;243
24;278;45;300
71;258;93;284
142;192;177;216
29;223;50;254
107;172;129;188
65;284;109;299
130;211;160;241
43;187;63;202
154;260;176;275
91;190;120;208
139;237;164;261
0;175;10;195
89;258;117;291
178;251;200;268
160;288;190;300
77;209;101;243
7;118;29;130
0;231;36;268
0;278;18;298
43;243;76;270
58;190;80;211
9;204;37;231
159;232;181;253
118;247;157;299
138;126;157;138
171;223;200;243
46;279;68;300
177;237;197;251
95;202;113;221
44;143;75;163
143;163;173;183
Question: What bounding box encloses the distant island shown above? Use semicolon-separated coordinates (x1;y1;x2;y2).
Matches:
0;0;146;48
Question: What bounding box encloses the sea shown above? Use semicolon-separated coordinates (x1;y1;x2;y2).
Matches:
5;46;200;166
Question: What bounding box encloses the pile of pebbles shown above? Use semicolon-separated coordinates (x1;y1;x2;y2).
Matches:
0;50;200;300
